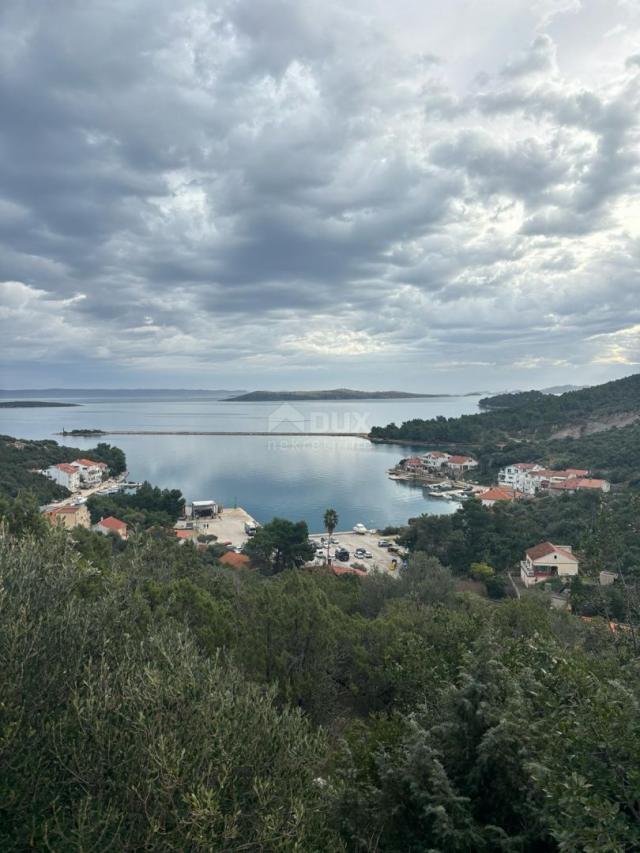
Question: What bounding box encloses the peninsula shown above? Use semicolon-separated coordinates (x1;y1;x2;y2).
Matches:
224;388;442;402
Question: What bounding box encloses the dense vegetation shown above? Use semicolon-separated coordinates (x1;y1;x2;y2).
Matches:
87;481;185;529
2;492;640;850
478;389;548;409
370;372;640;445
0;435;126;501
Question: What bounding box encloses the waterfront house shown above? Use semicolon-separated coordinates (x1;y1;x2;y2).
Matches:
422;451;451;469
478;486;519;507
520;541;579;588
93;516;128;540
43;504;91;530
445;454;478;473
403;456;425;473
45;463;81;492
70;458;107;486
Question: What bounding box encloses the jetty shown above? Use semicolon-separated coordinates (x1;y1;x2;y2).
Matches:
58;430;370;438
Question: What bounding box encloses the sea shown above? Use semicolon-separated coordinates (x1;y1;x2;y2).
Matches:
0;393;480;532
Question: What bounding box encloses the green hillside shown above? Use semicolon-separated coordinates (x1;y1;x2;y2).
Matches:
371;372;640;445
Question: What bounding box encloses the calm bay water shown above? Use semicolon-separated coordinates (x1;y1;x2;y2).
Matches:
0;395;480;531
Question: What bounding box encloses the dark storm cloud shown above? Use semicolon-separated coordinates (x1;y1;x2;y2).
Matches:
1;0;639;387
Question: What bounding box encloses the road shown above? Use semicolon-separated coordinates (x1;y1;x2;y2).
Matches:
46;476;126;509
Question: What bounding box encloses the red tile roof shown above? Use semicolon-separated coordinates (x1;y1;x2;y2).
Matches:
575;478;608;490
526;541;577;562
56;463;78;474
479;486;516;502
44;505;84;515
219;551;251;568
175;529;194;539
548;479;581;491
74;458;100;467
332;565;367;577
549;477;608;491
97;516;127;531
447;455;475;465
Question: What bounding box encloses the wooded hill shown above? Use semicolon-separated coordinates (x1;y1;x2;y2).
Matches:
370;372;640;445
225;388;434;401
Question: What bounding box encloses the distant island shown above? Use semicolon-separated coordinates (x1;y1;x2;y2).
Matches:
0;388;244;400
0;401;78;408
224;388;444;402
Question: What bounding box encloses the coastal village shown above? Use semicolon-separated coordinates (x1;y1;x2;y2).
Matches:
390;449;615;598
35;439;619;606
39;459;405;576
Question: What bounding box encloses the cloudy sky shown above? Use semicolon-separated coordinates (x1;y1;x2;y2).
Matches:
1;0;639;392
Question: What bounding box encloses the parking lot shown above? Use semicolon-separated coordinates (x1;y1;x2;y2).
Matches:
308;530;407;575
174;507;259;548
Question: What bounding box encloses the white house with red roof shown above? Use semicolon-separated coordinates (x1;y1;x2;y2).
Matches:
422;451;451;469
520;541;579;588
478;486;519;507
70;458;108;486
499;463;598;496
45;463;81;492
93;516;128;540
445;454;478;472
403;456;425;473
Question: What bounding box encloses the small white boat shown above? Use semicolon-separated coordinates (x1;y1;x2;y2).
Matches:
353;523;367;535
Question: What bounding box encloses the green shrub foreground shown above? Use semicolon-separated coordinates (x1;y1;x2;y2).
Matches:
2;522;640;850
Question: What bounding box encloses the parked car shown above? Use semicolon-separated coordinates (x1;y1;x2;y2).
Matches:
315;549;325;559
377;539;391;547
335;549;350;562
354;547;366;557
388;544;400;554
363;550;372;559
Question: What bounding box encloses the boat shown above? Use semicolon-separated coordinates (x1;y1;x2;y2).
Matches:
353;523;367;535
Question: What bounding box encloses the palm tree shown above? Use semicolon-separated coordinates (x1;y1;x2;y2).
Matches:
323;508;338;565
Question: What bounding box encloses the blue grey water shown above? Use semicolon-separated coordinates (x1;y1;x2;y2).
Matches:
0;395;480;531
